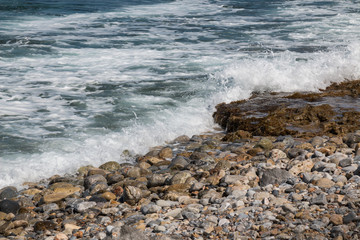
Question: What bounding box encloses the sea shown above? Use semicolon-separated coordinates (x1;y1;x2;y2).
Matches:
1;0;360;188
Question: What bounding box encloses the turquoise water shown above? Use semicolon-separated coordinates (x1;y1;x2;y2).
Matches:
1;0;360;187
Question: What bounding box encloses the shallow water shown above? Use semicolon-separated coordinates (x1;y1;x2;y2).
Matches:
1;0;360;188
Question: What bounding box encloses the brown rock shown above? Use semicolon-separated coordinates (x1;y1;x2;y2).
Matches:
330;214;343;225
314;178;335;188
101;191;117;201
34;220;57;232
159;147;173;159
170;171;191;185
21;188;42;196
123;186;143;205
99;161;121;171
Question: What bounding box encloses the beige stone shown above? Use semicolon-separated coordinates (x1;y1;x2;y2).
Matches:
314;178;335;188
289;159;314;176
159;147;173;159
330;214;343;225
22;188;42;196
101;191;116;201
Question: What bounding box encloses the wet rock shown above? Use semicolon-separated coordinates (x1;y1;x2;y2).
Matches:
42;203;59;213
99;161;121;171
173;135;190;143
89;181;108;195
168;156;189;170
0;187;18;200
0;200;20;214
159;147;173;159
107;173;125;185
33;220;57;232
101;191;116;201
148;174;166;188
170;171;191;185
84;174;107;189
44;186;81;203
123;186;143;205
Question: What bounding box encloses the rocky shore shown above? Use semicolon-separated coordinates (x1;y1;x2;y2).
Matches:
1;80;360;240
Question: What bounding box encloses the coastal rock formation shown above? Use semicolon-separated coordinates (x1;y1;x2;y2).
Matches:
1;80;360;239
214;80;360;139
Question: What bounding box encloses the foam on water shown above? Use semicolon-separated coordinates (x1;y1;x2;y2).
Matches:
1;0;360;188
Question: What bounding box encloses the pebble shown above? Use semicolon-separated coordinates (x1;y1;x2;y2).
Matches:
0;128;360;239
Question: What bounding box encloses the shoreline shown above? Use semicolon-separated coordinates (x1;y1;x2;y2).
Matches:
1;80;360;239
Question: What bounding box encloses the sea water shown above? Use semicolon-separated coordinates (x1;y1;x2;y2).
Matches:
1;0;360;188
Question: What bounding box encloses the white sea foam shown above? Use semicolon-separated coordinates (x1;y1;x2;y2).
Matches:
1;0;360;188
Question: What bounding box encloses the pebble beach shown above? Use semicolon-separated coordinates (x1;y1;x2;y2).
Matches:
1;80;360;240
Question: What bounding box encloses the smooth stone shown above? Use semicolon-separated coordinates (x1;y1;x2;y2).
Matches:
89;195;107;203
159;147;173;159
0;187;18;200
205;215;218;224
156;200;178;207
87;168;107;177
154;225;166;232
314;178;335;188
165;208;183;219
256;138;273;150
258;168;292;187
343;211;359;224
141;203;161;215
339;158;353;167
123;186;143;205
101;207;119;215
329;214;343;225
168;156;189;170
282;203;297;213
311;136;325;147
310;193;327;205
182;211;200;220
33;221;57;232
89;182;108;195
126;167;142;178
0;200;20;214
342;164;359;173
54;233;68;240
63;224;81;235
22;188;42;196
147;174;166;188
99;161;121;171
218;218;230;226
84;174;107;189
173;135;190;143
42;203;59;213
44;187;81;203
222;175;246;185
75;201;96;213
190;182;204;192
170;171;191;185
101;191;116;201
